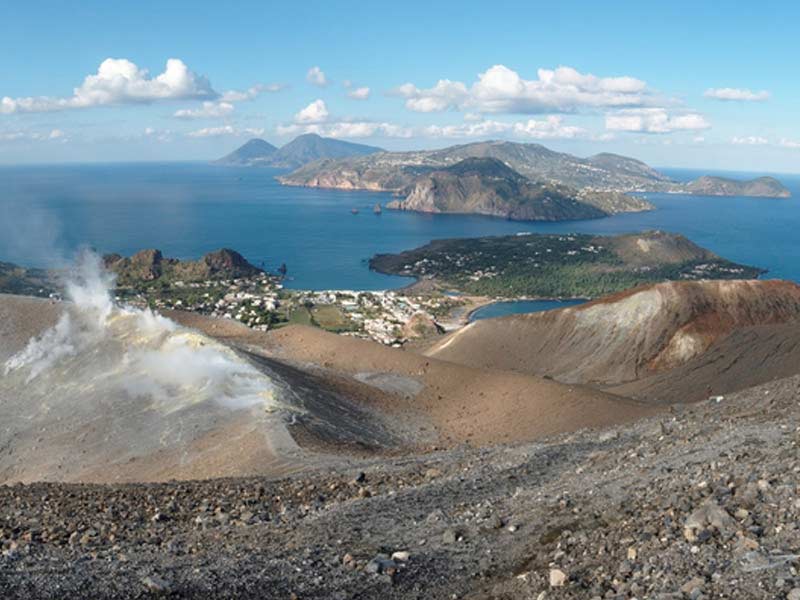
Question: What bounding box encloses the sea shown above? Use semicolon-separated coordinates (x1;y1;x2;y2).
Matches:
1;162;799;317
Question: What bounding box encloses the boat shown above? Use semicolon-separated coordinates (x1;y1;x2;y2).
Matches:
373;203;382;215
351;208;359;215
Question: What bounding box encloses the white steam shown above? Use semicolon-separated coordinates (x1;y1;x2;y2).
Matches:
4;250;279;411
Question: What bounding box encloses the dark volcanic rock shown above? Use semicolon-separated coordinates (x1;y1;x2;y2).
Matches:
106;248;263;285
202;248;262;278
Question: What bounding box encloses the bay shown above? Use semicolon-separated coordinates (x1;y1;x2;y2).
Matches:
1;162;798;291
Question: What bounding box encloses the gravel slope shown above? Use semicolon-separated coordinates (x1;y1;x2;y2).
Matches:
2;375;800;599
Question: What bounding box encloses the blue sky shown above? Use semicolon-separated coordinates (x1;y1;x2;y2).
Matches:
1;0;798;171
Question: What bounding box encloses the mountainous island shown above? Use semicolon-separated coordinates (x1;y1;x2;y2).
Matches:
370;230;763;298
273;138;791;205
215;137;791;222
216;133;382;169
386;157;612;221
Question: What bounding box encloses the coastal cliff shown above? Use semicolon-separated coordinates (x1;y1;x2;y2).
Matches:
386;158;608;221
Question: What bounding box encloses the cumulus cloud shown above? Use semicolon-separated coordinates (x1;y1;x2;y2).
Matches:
1;58;215;114
306;66;328;87
704;87;770;102
186;125;265;138
347;87;371;100
394;65;651;114
731;135;769;145
605;108;710;133
294;99;329;123
174;83;283;120
174;101;234;119
424;115;585;139
393;80;468;112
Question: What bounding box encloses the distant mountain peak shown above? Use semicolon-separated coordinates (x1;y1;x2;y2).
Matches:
214;138;277;166
214;134;382;169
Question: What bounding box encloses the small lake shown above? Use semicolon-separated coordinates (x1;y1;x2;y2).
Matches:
469;299;587;321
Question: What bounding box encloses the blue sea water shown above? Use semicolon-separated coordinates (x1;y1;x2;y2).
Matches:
469;299;587;321
0;162;798;292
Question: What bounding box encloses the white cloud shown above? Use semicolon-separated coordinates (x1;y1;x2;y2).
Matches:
394;65;651;114
731;135;769;145
143;127;173;142
423;115;585;139
279;114;584;141
779;138;800;149
306;66;328;87
394;80;468;112
347;87;371;100
605;108;710;133
174;101;234;119
186;125;265;138
294;99;329;123
175;82;284;119
704;87;770;102
219;83;285;102
0;128;68;142
1;58;215;114
278;121;411;139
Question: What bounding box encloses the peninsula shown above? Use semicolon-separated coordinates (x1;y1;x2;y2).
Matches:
370;230;763;298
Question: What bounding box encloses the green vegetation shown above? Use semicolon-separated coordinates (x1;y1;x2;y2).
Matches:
370;232;764;299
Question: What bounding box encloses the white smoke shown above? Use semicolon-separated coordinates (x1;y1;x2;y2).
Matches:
4;250;279;411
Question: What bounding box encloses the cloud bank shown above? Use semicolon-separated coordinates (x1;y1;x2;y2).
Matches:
704;87;770;102
605;108;710;133
394;65;651;114
1;58;215;114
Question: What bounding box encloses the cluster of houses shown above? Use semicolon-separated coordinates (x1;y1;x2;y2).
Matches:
124;275;455;345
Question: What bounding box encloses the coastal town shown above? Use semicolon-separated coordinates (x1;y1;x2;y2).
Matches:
116;271;465;346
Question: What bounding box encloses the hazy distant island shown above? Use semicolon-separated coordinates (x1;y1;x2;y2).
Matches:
685;175;791;198
370;230;764;298
215;133;382;170
216;136;790;222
